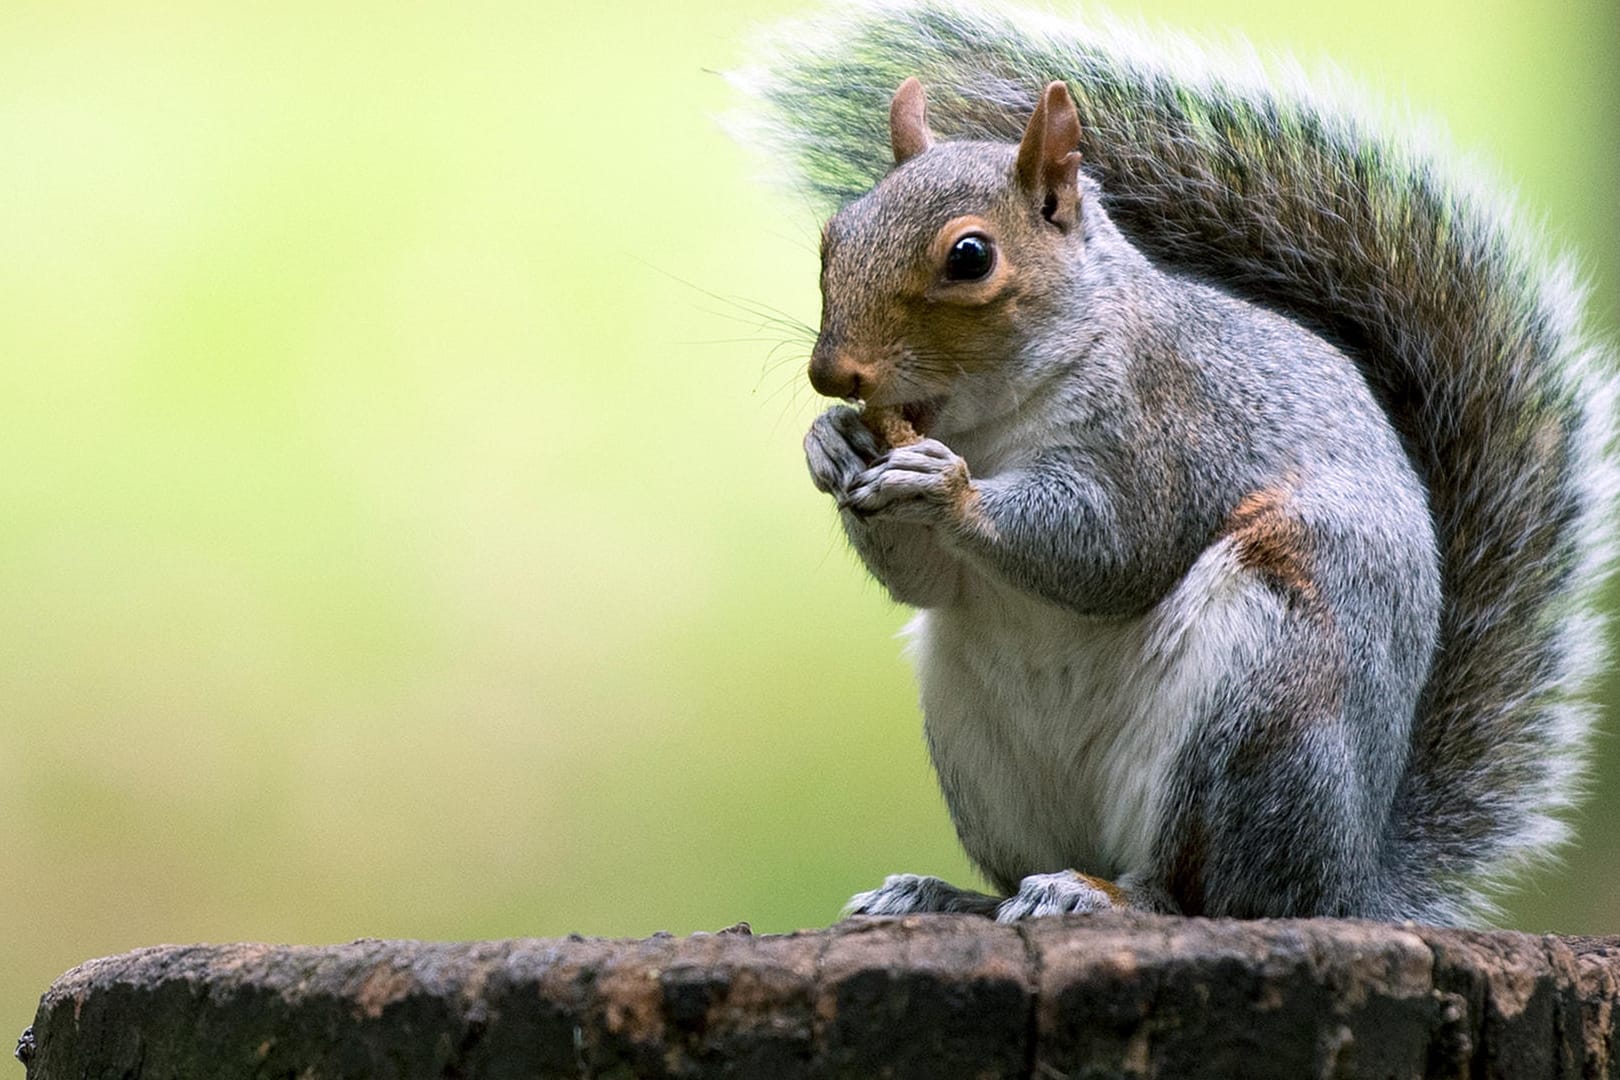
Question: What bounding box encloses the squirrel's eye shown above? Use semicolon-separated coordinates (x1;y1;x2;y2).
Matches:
944;234;994;282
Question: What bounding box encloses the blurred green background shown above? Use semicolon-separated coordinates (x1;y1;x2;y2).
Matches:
2;0;1617;1036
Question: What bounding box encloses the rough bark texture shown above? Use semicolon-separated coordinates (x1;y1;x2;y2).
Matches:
16;914;1620;1079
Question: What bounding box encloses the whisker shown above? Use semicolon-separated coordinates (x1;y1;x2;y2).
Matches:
691;289;816;341
763;342;808;371
754;343;810;393
693;303;816;340
773;379;821;437
671;335;805;347
760;365;809;408
629;253;818;341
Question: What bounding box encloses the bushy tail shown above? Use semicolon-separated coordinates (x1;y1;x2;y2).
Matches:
734;0;1618;923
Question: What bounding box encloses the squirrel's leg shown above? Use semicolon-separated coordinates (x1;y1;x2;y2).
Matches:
1141;619;1396;918
983;645;1379;919
844;873;1002;918
806;407;965;607
1134;486;1421;919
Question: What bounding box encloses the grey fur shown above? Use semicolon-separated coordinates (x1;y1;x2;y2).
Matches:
737;0;1618;925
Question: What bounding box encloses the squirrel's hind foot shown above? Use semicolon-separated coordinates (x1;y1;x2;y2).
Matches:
993;871;1127;921
842;873;1001;918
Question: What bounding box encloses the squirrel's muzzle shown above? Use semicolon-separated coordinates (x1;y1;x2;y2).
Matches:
808;338;881;400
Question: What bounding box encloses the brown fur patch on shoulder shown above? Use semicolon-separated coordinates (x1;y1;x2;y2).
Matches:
1222;483;1318;605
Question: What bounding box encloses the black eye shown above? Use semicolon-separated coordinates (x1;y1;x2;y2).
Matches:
944;234;994;281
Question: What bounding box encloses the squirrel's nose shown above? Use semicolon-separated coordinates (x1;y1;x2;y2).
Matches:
808;338;875;399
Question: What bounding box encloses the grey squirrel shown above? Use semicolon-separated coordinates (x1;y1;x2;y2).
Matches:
736;0;1617;924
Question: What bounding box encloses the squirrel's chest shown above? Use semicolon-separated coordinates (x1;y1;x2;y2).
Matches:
905;552;1279;885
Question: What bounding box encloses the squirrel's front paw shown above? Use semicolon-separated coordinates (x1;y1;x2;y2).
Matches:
994;871;1125;921
839;439;977;526
805;406;883;495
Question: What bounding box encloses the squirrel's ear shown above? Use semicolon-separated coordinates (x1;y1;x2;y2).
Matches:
1015;81;1082;230
890;77;934;165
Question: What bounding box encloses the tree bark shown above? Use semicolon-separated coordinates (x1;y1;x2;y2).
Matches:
16;913;1620;1079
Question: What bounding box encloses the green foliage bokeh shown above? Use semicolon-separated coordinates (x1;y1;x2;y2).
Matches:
2;0;1616;1035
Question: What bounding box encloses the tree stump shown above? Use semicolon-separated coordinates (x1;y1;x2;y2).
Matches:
16;913;1620;1078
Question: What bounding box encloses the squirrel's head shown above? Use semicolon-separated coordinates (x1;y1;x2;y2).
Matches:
808;78;1087;434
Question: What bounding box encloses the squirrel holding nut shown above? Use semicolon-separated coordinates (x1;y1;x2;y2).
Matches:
737;1;1617;924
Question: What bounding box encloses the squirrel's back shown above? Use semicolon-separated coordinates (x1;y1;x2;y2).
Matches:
737;0;1618;923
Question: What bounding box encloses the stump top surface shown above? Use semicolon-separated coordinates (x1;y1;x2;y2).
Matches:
20;914;1620;1079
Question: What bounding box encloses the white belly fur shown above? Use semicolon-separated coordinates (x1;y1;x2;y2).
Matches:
907;539;1286;883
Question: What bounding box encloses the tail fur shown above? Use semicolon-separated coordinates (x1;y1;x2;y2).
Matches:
734;0;1618;923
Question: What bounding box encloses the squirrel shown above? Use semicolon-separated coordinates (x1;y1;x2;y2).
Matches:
734;0;1617;925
